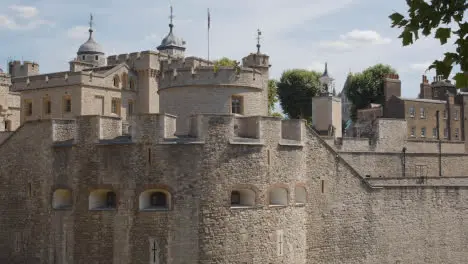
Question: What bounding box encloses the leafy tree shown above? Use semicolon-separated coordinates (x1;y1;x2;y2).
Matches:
389;0;468;88
345;64;397;120
277;69;321;120
268;79;279;115
214;57;237;67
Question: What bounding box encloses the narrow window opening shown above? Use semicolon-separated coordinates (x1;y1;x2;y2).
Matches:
267;149;271;166
148;148;152;164
321;180;325;194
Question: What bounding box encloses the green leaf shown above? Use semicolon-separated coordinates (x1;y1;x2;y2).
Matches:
454;73;468;89
389;12;405;27
399;29;413;46
435;27;451;45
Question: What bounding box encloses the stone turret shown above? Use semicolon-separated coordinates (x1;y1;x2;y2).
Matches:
157;5;186;58
8;60;39;78
312;63;342;138
74;14;106;68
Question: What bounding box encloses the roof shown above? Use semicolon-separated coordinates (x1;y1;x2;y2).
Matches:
77;29;104;55
157;24;186;51
397;97;446;104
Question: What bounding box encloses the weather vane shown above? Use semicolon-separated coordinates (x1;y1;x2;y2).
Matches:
89;13;93;30
169;0;174;25
256;29;262;53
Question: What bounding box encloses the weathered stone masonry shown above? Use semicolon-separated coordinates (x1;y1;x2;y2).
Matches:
0;114;467;264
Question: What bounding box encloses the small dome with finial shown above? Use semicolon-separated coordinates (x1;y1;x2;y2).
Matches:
77;14;104;55
157;5;186;52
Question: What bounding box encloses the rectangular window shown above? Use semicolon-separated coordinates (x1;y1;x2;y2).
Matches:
454;110;459;120
421;127;426;137
111;98;121;115
432;127;437;138
443;110;447;119
24;100;32;116
455;128;459;139
409;106;415;117
63;96;72;113
128;100;134;116
231;96;243;114
4;120;11;131
43;97;51;115
444;128;449;139
420;107;426;118
411;127;416;137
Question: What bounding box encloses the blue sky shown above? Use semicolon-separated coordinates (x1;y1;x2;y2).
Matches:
0;0;461;112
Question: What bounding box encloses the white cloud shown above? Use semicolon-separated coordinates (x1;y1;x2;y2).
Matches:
340;30;391;44
0;5;52;30
9;5;38;19
319;29;391;52
67;26;90;40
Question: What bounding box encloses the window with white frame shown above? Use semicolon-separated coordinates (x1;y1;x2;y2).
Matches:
444;128;449;138
411;127;416;137
432;127;437;138
420;107;426;118
409;106;415;117
421;127;426;137
454;110;459;120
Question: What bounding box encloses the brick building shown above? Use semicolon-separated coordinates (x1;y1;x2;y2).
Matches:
355;74;464;143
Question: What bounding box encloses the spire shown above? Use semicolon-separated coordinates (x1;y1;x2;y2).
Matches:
88;13;94;39
322;62;328;77
169;4;174;31
256;29;262;54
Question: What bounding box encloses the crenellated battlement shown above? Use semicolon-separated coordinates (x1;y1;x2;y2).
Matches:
51;114;305;147
159;66;264;90
107;50;166;70
160;56;213;70
8;60;40;78
10;71;90;91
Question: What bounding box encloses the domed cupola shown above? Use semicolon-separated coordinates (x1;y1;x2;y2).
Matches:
157;5;186;57
76;14;106;67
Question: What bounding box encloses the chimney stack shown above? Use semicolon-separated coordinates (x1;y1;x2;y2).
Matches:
419;75;432;99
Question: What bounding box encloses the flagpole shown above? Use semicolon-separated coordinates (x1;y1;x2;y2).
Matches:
207;8;210;62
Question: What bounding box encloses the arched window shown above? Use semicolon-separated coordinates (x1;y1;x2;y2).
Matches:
52;189;72;209
295;186;307;205
139;189;171;211
230;189;255;207
129;78;135;90
113;75;120;88
89;189;117;210
269;187;288;206
121;73;128;89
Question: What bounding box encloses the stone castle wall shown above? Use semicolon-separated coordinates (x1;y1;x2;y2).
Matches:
0;114;466;263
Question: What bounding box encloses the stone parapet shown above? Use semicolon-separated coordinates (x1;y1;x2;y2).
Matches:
11;71;87;91
159;66;263;90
